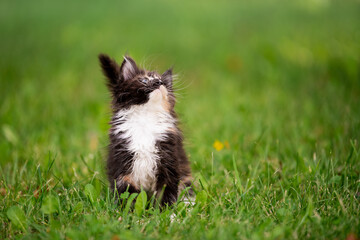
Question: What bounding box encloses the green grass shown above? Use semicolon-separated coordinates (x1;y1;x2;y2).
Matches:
1;0;360;239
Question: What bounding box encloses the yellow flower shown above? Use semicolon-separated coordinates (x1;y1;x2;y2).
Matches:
213;140;224;151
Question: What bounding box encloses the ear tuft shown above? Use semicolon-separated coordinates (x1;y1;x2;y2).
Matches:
161;68;173;87
98;53;120;89
120;56;140;81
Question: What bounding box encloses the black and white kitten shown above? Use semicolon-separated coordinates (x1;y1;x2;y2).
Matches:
99;54;192;206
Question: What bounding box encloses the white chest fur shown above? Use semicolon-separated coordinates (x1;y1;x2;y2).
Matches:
113;88;175;192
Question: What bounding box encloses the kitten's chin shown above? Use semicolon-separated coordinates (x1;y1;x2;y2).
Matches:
149;86;168;102
159;85;168;97
149;89;162;101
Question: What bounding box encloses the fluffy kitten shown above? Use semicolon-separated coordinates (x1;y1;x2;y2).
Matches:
99;54;192;206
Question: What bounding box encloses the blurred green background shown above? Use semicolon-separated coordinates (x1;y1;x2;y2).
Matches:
1;0;360;239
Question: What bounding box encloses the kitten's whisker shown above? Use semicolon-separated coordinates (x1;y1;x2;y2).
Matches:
173;80;192;91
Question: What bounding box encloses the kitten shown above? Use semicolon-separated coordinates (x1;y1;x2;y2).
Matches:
99;54;192;206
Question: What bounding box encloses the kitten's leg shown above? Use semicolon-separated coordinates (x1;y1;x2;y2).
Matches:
176;141;194;197
179;175;195;205
115;175;139;196
179;174;194;195
156;166;180;207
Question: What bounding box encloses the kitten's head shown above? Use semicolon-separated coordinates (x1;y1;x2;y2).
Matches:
99;54;175;111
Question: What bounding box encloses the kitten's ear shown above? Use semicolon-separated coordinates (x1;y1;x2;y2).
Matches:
120;56;140;81
98;53;120;90
161;68;173;87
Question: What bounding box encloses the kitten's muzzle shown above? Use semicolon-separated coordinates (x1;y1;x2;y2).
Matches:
144;79;164;94
151;79;163;88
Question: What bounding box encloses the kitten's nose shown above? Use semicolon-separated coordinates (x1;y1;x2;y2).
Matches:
153;79;163;87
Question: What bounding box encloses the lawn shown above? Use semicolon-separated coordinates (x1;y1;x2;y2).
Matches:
1;0;360;239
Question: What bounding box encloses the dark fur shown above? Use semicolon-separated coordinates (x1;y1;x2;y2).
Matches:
99;54;192;206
